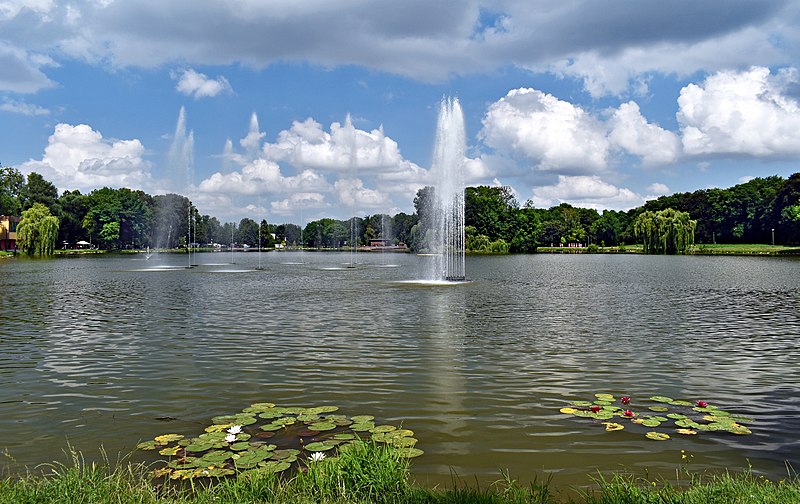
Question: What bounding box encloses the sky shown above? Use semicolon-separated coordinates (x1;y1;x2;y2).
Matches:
2;0;800;224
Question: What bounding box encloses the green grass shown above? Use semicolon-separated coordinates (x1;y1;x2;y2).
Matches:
3;445;799;504
690;243;800;255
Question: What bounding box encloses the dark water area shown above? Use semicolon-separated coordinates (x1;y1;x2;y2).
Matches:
1;252;799;489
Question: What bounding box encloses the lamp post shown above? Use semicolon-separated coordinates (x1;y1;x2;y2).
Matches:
772;228;775;246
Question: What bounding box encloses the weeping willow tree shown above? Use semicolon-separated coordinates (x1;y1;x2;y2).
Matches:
634;208;696;254
17;203;60;256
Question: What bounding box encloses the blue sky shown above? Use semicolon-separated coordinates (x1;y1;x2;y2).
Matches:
2;1;800;223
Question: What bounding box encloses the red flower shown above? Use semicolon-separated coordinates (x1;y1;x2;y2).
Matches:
620;396;631;405
590;405;602;413
623;410;635;418
696;401;708;408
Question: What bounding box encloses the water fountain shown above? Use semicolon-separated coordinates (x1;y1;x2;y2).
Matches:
427;97;466;281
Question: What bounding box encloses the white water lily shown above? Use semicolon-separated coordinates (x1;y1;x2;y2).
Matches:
227;425;242;435
309;452;326;462
225;433;237;443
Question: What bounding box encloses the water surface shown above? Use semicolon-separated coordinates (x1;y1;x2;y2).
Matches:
1;252;798;488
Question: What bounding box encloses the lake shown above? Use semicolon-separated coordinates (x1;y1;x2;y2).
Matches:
1;251;799;489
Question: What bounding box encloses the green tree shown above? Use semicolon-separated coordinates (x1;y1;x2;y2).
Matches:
16;202;60;255
0;165;24;216
22;172;60;215
237;218;259;247
57;190;90;246
634;208;696;254
465;185;517;242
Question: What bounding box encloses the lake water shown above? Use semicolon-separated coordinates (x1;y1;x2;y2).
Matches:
1;252;799;489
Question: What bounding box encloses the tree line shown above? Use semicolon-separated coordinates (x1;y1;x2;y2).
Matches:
2;164;798;256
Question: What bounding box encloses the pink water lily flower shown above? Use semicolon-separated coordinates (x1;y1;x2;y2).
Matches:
590;406;602;413
622;410;635;418
696;401;708;408
620;396;631;405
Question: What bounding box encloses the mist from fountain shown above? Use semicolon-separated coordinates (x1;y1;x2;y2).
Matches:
427;97;466;281
167;106;195;267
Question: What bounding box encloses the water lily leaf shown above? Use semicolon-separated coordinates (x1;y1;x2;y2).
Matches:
603;422;624;432
256;460;291;473
631;418;645;424
258;410;286;419
271;449;301;460
590;411;615;420
333;418;353;426
674;419;701;429
649;396;673;403
204;424;231;433
281;407;307;415
391;437;418;448
560;407;578;414
388;429;414;438
334;433;356;441
185;442;213;453
669;400;694;407
395;447;424;458
303;442;336;451
645;432;670;441
297;414;320;422
371;433;392;443
159;446;182;456
350;415;374;423
696;423;726;432
676;429;698;435
595;393;615;400
641;419;661;428
649;416;668;422
729;415;754;424
667;413;688;420
728;425;752;435
297;429;320;437
602;405;622;412
247;402;276;411
229;442;250;451
370;425;397;433
307;406;339;414
168;457;198;469
572;410;595;418
648;406;669;412
150;467;173;478
308;421;336;431
350;422;375;432
199;432;227;441
259;423;283;432
136;441;159;451
232;451;268;469
199;467;235;478
154;434;184;445
273;417;296;426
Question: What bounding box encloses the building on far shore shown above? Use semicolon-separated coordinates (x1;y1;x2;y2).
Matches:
0;216;20;252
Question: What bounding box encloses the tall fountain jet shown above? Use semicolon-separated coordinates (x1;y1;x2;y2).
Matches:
429;97;466;281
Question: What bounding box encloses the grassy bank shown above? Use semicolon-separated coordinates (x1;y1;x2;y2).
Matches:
2;445;798;503
537;243;800;255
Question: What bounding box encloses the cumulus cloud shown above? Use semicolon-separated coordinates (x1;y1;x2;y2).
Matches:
530;175;643;210
0;42;56;92
18;123;153;192
334;177;390;208
608;101;680;165
677;66;800;156
646;182;671;195
480;88;609;173
173;68;232;99
271;192;328;215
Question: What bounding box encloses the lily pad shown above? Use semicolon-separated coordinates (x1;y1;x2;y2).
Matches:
211;415;239;424
648;406;669;412
603;422;624;432
570;401;593;407
350;422;375;432
256;460;291;473
154;434;184;445
669;400;694;406
667;413;688;420
560;407;578;414
259;423;283;432
676;429;698;435
391;437;418;448
350;415;374;423
728;425;752;435
370;425;397;433
641;419;662;428
308;421;336;431
303;441;336;451
229;442;250;451
258;410;286;419
595;393;615;400
649;396;673;403
395;447;424;458
185;442;214;453
307;405;339;414
645;431;670;441
334;433;356;441
136;441;159;451
158;446;182;456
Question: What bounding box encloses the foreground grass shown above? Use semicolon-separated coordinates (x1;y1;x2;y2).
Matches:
2;445;799;503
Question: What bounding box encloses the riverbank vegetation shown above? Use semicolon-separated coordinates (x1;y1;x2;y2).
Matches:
2;445;798;503
2;164;798;253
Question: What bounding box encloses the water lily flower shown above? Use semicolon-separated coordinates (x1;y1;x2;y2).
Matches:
309;452;326;462
590;406;602;413
225;433;237;443
696;401;708;408
227;425;243;435
623;410;635;418
620;396;631;405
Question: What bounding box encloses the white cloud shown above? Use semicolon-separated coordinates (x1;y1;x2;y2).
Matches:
334;177;390;208
174;68;232;99
0;98;49;115
678;66;800;156
270;192;328;215
0;42;56;92
645;182;671;195
18;123;153;192
480;88;609;173
738;175;755;184
530;175;643;210
608;101;680;166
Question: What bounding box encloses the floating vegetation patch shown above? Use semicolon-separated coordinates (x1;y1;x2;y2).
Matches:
137;403;423;480
558;394;753;442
